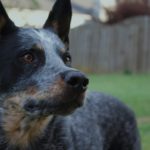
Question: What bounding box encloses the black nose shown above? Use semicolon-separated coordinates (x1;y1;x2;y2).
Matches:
62;71;89;91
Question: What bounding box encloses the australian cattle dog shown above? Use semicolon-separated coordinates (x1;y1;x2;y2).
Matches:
0;0;141;149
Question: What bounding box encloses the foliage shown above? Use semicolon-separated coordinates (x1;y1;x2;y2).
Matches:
105;0;150;24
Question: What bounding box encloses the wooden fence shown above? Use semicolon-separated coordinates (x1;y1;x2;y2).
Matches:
70;16;150;73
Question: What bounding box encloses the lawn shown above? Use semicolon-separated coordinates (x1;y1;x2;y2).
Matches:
87;74;150;150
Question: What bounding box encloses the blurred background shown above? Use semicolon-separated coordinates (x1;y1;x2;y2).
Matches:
2;0;150;149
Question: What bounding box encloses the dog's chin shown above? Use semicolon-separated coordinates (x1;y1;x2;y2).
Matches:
49;92;86;116
23;92;85;117
52;94;85;115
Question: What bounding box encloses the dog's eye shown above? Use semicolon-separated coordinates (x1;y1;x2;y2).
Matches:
63;52;72;66
20;53;34;64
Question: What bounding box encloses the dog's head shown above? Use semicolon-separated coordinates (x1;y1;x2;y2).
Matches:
0;0;89;147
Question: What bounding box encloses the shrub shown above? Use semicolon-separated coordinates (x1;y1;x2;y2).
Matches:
105;0;150;24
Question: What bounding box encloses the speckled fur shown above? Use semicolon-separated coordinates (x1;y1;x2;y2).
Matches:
1;92;140;150
0;0;141;149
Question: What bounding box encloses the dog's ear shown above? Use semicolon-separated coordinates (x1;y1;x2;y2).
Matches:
0;1;18;36
44;0;72;48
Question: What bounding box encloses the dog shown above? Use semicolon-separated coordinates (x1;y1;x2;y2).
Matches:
0;0;141;150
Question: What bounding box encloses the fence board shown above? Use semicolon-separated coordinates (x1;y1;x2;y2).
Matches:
70;16;150;73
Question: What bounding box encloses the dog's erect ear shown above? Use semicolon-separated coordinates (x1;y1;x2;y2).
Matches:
0;1;18;36
44;0;72;47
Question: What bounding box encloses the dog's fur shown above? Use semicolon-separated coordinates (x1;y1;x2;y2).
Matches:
0;0;141;150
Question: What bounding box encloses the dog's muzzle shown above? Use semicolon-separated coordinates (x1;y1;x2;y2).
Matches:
23;71;89;116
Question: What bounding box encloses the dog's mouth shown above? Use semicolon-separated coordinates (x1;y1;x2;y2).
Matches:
2;75;88;117
1;90;86;148
1;78;87;147
21;79;87;116
23;92;85;116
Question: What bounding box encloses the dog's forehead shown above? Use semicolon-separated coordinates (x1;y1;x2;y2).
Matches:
17;28;65;51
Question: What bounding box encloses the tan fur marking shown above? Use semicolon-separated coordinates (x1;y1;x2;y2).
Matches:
2;79;67;148
0;16;6;31
60;48;66;53
32;43;44;51
48;78;66;98
52;21;59;33
26;86;38;95
2;95;52;149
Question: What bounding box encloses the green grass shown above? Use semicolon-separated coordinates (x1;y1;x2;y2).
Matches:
87;74;150;150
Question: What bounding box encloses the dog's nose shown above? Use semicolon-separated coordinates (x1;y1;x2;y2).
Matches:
62;71;89;91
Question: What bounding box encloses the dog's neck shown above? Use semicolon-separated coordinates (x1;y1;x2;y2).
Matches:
0;112;53;149
0;115;69;150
